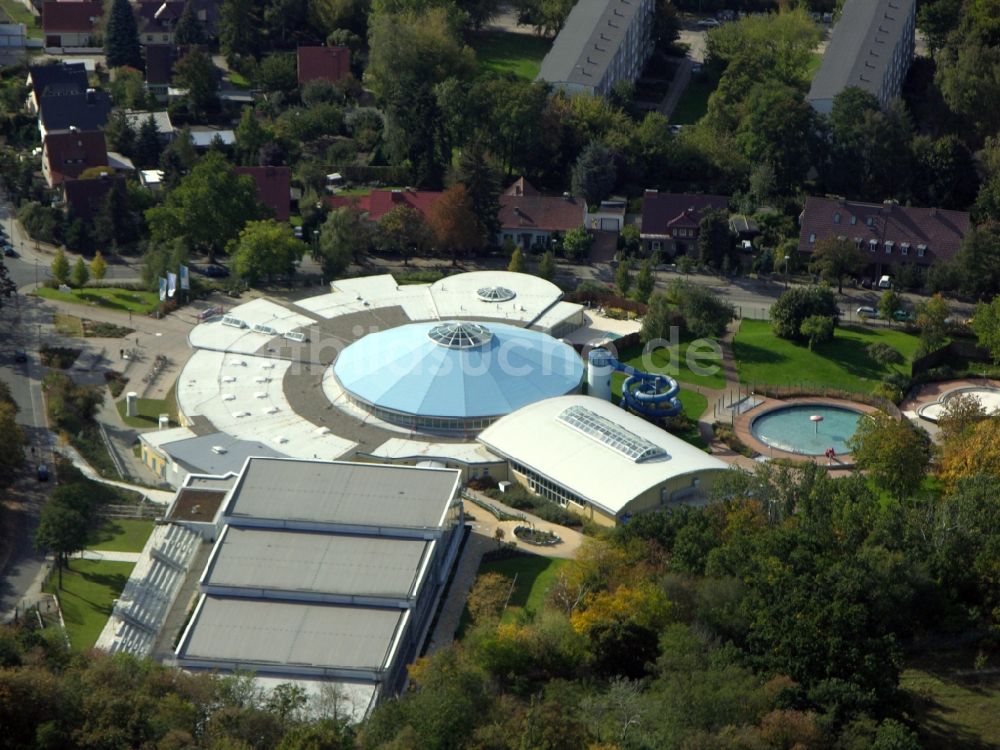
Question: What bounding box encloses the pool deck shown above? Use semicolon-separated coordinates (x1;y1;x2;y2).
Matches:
731;396;881;469
900;377;1000;440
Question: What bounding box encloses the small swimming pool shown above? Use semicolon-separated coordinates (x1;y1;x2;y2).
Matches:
751;404;864;456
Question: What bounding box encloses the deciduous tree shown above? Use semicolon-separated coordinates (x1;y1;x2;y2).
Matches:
538;249;556;281
800;315;834;350
70;257;89;288
809;236;867;293
51;248;69;284
146;152;263;261
507;246;526;273
174;49;217;116
427;184;481;264
230;220;304;284
770;285;838;341
316;206;369;278
635;258;654;303
34;503;88;588
848;413;931;499
375;205;431;265
90;251;107;281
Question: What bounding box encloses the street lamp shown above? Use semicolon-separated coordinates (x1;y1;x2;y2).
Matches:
783;255;791;288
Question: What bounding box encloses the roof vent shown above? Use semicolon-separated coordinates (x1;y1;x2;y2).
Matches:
211;446;227;454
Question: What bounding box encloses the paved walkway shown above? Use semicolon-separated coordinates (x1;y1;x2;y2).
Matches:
658;57;692;120
78;550;141;563
60;442;176;505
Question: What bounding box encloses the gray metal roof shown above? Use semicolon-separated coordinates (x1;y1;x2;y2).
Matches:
224;458;460;529
537;0;645;89
178;595;404;670
808;0;915;103
203;527;432;599
161;431;288;476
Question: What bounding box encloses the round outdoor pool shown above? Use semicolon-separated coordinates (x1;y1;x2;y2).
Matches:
751;404;864;456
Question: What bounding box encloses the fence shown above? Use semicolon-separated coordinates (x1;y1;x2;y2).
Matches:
742;383;902;419
101;503;162;520
911;339;991;379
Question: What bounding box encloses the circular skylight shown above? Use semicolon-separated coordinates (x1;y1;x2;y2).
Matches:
476;286;516;303
427;322;493;349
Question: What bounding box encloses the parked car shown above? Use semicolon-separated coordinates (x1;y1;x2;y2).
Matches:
893;309;915;322
13;349;27;363
198;264;230;278
857;306;879;318
37;464;49;482
2;245;16;258
697;17;720;28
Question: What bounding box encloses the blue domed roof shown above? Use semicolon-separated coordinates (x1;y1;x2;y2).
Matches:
333;321;583;419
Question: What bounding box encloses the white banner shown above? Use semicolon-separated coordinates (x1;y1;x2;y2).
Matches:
167;272;177;298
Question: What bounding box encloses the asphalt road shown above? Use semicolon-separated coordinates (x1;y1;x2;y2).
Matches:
0;294;55;621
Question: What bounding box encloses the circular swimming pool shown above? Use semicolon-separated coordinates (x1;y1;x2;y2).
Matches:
918;386;1000;423
751;404;864;456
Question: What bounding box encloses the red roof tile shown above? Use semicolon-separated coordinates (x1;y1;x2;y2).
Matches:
297;46;350;85
235;166;291;222
503;177;540;197
798;196;971;266
43;129;107;185
42;1;103;33
328;189;442;222
498;193;585;233
639;191;729;238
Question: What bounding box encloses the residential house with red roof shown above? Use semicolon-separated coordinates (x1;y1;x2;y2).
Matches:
498;178;586;249
798;196;971;279
329;188;443;223
42;0;102;48
235;166;291;222
639;191;730;257
297;46;350;85
42;128;107;187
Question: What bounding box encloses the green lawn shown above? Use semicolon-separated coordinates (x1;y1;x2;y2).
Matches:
612;338;728;390
36;286;159;315
902;648;1000;749
116;395;177;429
733;319;920;394
45;559;134;650
228;70;250;88
805;51;823;81
459;555;567;635
87;518;154;553
0;0;40;38
671;74;717;125
471;31;551;80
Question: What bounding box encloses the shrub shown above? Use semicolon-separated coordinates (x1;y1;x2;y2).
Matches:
39;346;82;369
873;382;904;404
667;279;734;338
103;370;128;398
800;315;835;350
866;342;903;366
713;422;755;458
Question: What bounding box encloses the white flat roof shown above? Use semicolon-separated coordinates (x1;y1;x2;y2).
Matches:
478;395;729;515
366;437;502;466
176;349;355;461
188;297;315;354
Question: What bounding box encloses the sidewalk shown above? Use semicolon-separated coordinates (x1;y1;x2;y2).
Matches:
78;550;141;563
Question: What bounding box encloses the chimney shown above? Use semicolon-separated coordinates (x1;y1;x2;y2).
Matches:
562;192;571;201
69;125;78;133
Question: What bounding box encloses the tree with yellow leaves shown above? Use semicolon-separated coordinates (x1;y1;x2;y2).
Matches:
938;417;1000;490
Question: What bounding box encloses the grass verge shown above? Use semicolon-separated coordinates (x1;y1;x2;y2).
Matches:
116;394;177;429
45;559;134;650
733;319;919;394
36;286;159;315
87;518;154;553
611;337;728;390
0;0;40;38
471;30;551;80
671;73;717;125
901;647;1000;749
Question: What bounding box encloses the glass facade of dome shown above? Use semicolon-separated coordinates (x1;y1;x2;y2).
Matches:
427;322;493;349
476;286;516;303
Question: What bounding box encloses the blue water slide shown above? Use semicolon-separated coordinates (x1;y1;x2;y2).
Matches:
600;352;682;417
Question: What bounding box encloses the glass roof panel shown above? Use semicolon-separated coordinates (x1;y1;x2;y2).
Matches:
427;322;493;349
556;405;667;463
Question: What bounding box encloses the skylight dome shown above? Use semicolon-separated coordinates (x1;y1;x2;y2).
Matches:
427;322;493;349
476;286;516;303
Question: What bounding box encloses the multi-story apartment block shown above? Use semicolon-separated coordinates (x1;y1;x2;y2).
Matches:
536;0;654;97
808;0;916;114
